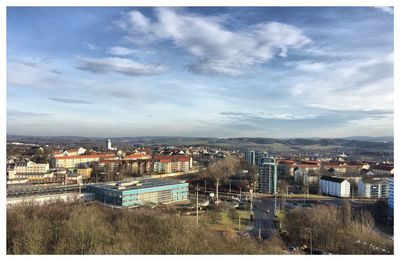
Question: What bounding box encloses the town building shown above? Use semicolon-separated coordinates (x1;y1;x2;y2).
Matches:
86;178;189;207
51;154;116;169
153;155;192;174
358;178;390;198
52;147;86;157
258;156;277;194
319;176;350;197
76;167;92;180
369;164;394;176
14;161;49;174
277;160;295;176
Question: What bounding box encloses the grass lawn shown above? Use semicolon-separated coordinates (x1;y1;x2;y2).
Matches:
213;210;251;232
182;209;251;233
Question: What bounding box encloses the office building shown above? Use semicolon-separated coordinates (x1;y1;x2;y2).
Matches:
86;178;189;207
107;139;112;150
259;156;277;194
319;176;350;197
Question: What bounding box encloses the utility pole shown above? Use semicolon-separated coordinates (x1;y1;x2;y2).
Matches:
196;183;199;225
250;189;253;210
79;182;82;206
216;178;219;203
238;216;241;231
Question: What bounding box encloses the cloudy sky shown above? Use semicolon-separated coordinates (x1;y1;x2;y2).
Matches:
7;7;393;138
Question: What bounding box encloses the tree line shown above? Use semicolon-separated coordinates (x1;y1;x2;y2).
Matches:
7;202;285;254
281;200;393;254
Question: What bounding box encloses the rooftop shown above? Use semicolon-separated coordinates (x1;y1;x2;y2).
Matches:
88;178;187;192
320;175;346;183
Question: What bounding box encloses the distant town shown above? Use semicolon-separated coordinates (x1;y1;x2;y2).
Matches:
6;136;394;254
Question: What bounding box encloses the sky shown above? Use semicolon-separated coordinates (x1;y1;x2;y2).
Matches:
6;7;394;138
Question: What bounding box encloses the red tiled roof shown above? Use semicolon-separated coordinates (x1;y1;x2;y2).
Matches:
278;160;295;164
153;155;190;162
295;164;320;169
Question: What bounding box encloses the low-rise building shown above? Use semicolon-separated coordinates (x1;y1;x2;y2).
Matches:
76;167;92;180
277;160;295;176
369;164;394;176
14;161;49;174
86;178;189;207
358;177;390;198
319;175;350;197
153;155;192;174
52;154;116;169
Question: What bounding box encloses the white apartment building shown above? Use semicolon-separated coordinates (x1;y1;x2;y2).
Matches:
358;178;390;198
319;176;350;197
14;161;49;174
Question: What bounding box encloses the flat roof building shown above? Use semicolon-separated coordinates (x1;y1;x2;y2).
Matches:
86;178;189;207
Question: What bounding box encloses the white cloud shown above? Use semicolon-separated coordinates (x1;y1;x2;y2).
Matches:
288;53;393;112
77;56;167;76
114;8;311;76
107;46;138;56
373;6;394;15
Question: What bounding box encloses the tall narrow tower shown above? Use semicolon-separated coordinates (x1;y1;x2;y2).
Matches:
259;156;277;194
107;139;112;150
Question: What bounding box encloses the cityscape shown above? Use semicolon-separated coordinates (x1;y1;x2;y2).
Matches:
5;5;395;256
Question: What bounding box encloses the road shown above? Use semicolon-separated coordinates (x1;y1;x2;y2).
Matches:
248;198;277;239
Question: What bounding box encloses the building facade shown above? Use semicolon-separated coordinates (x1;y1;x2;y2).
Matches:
244;150;269;166
388;177;394;223
52;154;115;169
244;150;256;166
358;178;390;198
258;156;277;194
14;161;49;174
152;155;192;174
319;176;350;197
86;178;189;207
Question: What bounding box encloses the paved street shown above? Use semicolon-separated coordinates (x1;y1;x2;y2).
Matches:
248;198;277;239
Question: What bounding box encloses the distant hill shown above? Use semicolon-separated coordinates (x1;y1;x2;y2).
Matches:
7;135;394;152
342;136;393;143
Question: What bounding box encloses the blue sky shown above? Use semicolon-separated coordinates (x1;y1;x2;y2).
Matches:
7;7;394;138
